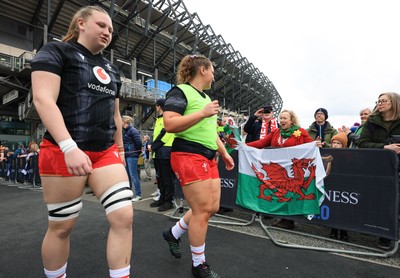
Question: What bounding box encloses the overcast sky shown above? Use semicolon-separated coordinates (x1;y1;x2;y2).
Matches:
183;0;400;128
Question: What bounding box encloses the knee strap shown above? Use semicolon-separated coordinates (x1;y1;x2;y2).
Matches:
47;196;83;221
99;181;133;215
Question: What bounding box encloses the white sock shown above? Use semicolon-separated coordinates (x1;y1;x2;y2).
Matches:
44;262;67;278
191;244;206;267
171;217;188;239
109;265;130;278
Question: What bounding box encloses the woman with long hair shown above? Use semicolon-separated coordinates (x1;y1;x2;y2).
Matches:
359;92;400;150
31;6;133;278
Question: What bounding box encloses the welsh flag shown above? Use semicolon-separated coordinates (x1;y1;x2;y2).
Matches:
222;117;241;154
236;142;325;218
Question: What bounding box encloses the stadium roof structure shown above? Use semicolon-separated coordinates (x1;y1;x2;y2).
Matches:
0;0;282;118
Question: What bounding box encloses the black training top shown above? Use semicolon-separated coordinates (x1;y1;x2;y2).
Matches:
31;41;121;151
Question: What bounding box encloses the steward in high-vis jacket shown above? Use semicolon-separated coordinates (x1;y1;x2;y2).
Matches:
150;98;175;212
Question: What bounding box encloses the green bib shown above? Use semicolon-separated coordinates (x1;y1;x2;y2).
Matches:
176;84;218;150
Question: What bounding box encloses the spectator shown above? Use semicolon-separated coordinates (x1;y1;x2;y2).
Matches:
243;105;279;143
247;109;320;229
359;92;400;250
28;141;40;153
217;116;226;144
217;116;224;128
216;115;235;214
0;144;5;162
13;144;26;159
339;108;372;148
329;132;349;241
307;108;338;148
21;142;40;182
4;150;14;181
142;135;152;181
122;115;143;201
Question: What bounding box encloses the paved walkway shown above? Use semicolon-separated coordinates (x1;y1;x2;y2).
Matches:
0;179;399;277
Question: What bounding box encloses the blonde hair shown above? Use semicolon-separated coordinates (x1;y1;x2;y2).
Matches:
372;92;400;121
28;142;39;152
62;6;109;42
122;115;133;125
280;109;300;126
176;54;212;84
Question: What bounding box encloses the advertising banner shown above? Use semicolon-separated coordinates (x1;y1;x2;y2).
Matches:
218;150;239;208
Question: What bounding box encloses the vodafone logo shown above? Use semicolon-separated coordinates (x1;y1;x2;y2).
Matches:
93;66;111;84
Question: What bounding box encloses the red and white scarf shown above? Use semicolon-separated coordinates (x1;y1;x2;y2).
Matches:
259;118;278;139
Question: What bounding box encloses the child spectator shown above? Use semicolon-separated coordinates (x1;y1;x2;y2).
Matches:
329;132;349;241
4;151;14;180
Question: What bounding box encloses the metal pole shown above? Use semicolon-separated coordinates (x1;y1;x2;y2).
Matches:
131;58;137;81
155;69;158;89
43;25;48;44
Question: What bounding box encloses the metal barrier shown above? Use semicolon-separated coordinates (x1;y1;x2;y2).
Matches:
0;155;41;187
259;214;399;258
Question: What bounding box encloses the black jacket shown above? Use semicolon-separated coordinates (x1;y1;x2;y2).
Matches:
243;115;280;143
359;113;400;149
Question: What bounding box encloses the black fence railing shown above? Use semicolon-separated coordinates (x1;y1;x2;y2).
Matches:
0;155;41;186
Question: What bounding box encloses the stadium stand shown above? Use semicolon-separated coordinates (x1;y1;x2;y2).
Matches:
0;0;282;140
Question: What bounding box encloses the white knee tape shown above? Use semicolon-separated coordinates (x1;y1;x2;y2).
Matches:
99;181;133;215
47;196;83;221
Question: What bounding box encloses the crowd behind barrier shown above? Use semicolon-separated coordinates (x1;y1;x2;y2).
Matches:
0;155;41;186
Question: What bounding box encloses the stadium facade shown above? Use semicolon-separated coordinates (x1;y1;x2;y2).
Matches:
0;0;282;149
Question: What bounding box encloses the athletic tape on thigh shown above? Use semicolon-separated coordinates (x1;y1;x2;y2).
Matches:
47;196;83;221
99;181;133;215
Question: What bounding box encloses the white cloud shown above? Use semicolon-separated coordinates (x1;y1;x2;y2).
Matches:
183;0;400;129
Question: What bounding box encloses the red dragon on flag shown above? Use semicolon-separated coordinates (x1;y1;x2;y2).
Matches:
251;158;316;203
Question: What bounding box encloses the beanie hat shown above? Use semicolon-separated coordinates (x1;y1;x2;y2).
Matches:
314;108;328;120
331;132;348;148
156;98;165;107
350;122;360;133
350;126;358;133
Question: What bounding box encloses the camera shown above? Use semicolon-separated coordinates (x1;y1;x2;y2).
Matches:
263;107;272;113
